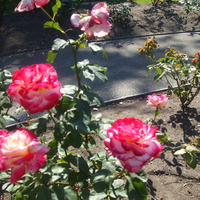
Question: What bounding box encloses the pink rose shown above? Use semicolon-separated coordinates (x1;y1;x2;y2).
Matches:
15;0;50;12
147;94;168;110
104;118;163;173
70;2;112;39
0;128;50;183
8;63;62;114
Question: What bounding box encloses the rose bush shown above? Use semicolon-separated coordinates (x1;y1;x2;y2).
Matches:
0;128;50;183
7;63;62;114
104;118;163;173
70;2;112;38
147;93;168;110
15;0;50;12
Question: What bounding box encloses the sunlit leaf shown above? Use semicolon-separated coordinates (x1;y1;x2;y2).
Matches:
47;50;57;63
185;152;197;169
44;21;61;31
87;64;108;83
89;43;108;59
52;0;61;18
52;38;68;52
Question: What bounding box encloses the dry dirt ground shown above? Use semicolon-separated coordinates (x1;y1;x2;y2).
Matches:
1;1;200;200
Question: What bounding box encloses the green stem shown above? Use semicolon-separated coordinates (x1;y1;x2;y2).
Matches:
73;45;82;90
40;7;81;90
40;7;53;21
48;110;56;125
115;168;126;179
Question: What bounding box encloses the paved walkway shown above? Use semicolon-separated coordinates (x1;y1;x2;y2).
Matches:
1;32;200;101
1;32;200;124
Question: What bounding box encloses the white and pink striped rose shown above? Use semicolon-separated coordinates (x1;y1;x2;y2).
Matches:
104;118;163;173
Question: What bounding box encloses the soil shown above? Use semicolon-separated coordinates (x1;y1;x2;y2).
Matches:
1;1;200;200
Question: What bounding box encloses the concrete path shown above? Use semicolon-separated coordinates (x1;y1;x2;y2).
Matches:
1;32;200;125
1;32;200;101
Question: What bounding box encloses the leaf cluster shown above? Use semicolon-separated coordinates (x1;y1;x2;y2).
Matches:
139;38;200;109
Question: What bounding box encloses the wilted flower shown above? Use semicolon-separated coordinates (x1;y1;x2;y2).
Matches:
0;128;50;183
104;118;163;173
8;63;62;114
147;93;168;110
70;2;112;39
15;0;50;12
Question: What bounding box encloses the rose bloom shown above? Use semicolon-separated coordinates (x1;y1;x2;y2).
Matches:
104;118;163;173
15;0;50;12
147;94;168;110
70;2;112;39
0;128;50;183
8;63;62;114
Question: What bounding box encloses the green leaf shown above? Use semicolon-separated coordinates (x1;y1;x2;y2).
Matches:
129;170;148;183
82;68;95;81
156;131;170;143
112;179;124;189
55;96;75;115
154;70;166;82
98;118;113;140
32;186;52;200
154;66;163;75
101;161;116;174
47;50;58;63
52;38;67;52
110;187;128;198
2;102;12;108
174;148;186;155
44;21;61;31
68;154;89;174
125;175;148;200
64;186;79;200
61;85;78;95
87;64;108;83
54;122;67;141
52;185;65;200
68;171;87;182
52;0;61;18
92;169;110;192
82;91;104;106
78;40;88;48
88;190;107;200
48;139;58;159
51;164;65;174
0;116;6;129
66;131;83;148
35;118;48;136
73;120;90;135
77;59;89;70
89;43;108;59
186;145;200;153
40;173;51;185
185;152;197;169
